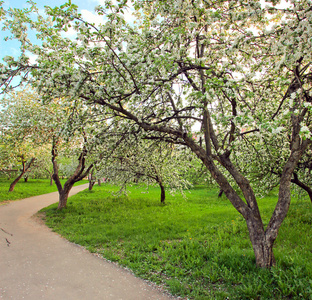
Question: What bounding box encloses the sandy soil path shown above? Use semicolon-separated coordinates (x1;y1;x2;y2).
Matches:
0;184;174;300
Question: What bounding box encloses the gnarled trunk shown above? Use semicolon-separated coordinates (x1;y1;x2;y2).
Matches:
57;187;71;210
246;217;276;268
253;240;275;268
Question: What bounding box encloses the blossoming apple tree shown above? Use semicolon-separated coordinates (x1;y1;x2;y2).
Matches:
97;135;193;203
0;90;51;191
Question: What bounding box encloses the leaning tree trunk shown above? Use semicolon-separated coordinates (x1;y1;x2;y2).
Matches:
291;173;312;203
9;173;25;192
9;157;35;192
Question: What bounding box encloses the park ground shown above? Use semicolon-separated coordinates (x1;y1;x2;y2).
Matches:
1;179;312;299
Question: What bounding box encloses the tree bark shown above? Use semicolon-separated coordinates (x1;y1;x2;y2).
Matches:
291;172;312;203
57;182;74;210
252;238;275;268
9;157;35;192
245;216;276;267
9;173;25;192
88;172;95;191
57;188;71;210
98;179;101;186
51;141;93;210
89;179;95;191
159;180;165;204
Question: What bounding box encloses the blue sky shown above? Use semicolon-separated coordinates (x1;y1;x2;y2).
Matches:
0;0;114;60
0;0;135;96
1;0;103;11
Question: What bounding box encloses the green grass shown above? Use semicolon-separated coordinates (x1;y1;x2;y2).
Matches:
42;184;312;299
0;178;87;202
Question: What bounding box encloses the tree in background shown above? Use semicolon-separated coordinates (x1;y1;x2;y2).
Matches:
97;135;193;203
0;90;52;191
0;88;97;208
1;0;312;267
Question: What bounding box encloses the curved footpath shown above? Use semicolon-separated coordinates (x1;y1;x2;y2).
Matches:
0;184;175;300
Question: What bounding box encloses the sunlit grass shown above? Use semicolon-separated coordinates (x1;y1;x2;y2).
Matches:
0;178;87;202
42;184;312;299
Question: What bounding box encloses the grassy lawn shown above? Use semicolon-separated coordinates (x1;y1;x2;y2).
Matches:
42;184;312;299
0;178;87;203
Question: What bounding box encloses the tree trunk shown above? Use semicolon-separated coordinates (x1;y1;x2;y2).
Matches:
51;141;93;210
8;157;35;192
50;174;53;186
24;176;28;182
9;172;25;192
98;179;101;186
252;239;275;268
159;181;165;204
291;173;312;203
88;173;95;191
246;217;276;268
89;180;95;191
57;189;70;210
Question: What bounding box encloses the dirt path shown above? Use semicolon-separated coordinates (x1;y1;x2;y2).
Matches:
0;184;175;299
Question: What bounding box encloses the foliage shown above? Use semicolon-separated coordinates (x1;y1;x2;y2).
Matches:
0;90;51;172
97;137;194;200
42;184;312;299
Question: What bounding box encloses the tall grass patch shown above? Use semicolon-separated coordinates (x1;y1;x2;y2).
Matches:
43;184;312;299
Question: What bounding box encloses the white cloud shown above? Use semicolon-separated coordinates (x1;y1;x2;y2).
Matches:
85;0;136;24
81;9;106;26
62;26;78;39
25;51;38;64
